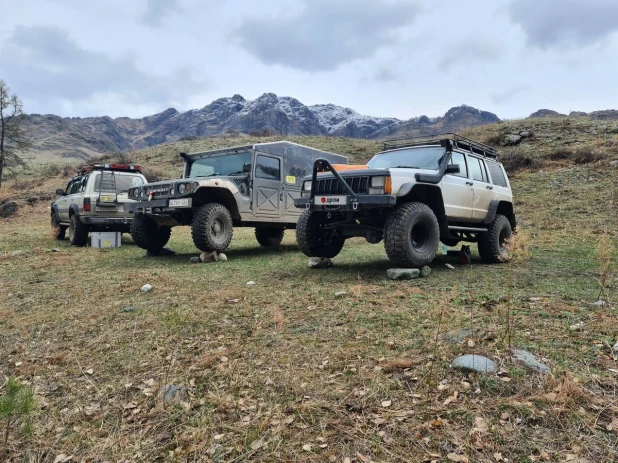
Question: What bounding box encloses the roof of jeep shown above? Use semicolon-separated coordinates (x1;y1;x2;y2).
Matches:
183;141;348;163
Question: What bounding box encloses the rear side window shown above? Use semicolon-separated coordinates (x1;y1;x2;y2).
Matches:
469;157;488;182
255;155;281;180
486;162;508;187
450;152;468;178
69;179;81;194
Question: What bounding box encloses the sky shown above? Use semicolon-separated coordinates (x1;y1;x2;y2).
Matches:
1;0;617;121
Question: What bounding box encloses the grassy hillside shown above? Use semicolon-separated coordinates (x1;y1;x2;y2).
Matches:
0;124;617;461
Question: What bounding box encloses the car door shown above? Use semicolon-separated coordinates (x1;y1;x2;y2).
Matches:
57;179;75;221
253;153;283;218
440;151;473;220
467;155;495;221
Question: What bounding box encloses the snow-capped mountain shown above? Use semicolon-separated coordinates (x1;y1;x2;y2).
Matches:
23;93;501;161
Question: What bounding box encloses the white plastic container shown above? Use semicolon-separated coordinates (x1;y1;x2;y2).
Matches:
91;231;121;248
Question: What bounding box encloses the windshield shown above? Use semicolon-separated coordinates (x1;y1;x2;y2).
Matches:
367;147;447;170
94;172;144;193
189;152;252;178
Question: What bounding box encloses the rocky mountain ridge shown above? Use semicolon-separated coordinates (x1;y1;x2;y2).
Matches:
23;93;501;162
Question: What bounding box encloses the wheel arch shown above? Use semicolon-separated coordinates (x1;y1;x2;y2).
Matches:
193;187;240;221
397;184;446;219
485;200;515;227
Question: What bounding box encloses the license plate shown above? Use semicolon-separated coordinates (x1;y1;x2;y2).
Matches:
169;198;191;207
315;195;347;205
95;207;117;212
100;195;115;203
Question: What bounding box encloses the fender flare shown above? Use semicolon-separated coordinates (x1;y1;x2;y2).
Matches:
69;203;80;217
396;182;415;197
484;200;500;224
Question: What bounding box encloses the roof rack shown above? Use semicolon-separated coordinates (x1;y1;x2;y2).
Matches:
382;133;499;159
77;163;142;175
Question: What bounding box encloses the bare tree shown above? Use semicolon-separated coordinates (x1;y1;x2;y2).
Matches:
0;80;32;187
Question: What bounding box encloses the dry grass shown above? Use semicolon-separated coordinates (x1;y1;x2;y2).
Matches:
1;134;617;461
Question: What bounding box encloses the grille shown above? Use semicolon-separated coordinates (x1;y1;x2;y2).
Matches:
233;178;246;187
150;184;172;198
314;176;369;195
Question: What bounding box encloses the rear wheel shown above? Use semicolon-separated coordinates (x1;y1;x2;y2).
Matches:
295;209;344;258
255;228;285;247
191;203;233;252
51;211;66;240
478;214;512;263
69;214;89;246
384;202;439;267
130;212;172;252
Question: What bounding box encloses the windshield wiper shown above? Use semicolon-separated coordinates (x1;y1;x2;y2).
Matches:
194;173;222;178
227;171;246;176
392;165;420;169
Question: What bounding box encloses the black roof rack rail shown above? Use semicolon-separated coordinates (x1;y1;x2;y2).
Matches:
381;132;500;159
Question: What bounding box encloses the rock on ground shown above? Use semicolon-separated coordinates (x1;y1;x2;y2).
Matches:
387;268;420;280
512;348;551;374
610;160;618;168
612;342;618;355
217;253;228;262
420;266;431;277
140;284;153;293
200;251;218;262
188;256;201;263
0;200;18;218
161;384;188;406
308;257;333;269
501;134;522;146
335;291;347;298
246;281;256;286
451;354;497;373
120;307;136;313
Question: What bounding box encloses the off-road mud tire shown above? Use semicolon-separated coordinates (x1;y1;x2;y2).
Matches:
255;227;285;247
131;212;172;252
51;211;66;240
69;214;89;246
384;202;439;267
478;214;512;263
295;209;344;258
191;203;233;252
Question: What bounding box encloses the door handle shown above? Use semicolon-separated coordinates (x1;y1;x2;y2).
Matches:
466;181;474;186
280;193;283;201
486;185;494;190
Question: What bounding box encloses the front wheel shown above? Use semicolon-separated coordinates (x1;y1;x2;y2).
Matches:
478;214;512;263
69;215;89;246
384;202;439;267
295;209;344;258
255;228;285;247
191;203;233;252
51;212;66;240
130;213;172;252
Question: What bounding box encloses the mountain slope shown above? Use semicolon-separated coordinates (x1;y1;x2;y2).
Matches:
22;93;500;163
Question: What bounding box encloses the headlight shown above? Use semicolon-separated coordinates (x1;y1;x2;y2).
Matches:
302;181;312;191
371;176;386;187
144;188;150;197
178;183;186;194
140;190;145;198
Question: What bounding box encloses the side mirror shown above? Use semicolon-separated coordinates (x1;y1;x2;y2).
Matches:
55;189;65;196
445;164;460;175
242;162;252;173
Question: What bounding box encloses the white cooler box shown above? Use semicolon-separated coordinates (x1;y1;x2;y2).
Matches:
91;231;121;248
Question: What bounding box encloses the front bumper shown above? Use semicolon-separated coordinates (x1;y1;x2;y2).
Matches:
125;197;193;213
295;194;396;211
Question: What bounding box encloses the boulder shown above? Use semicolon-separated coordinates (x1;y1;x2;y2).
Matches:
217;253;228;262
500;134;522;146
387;268;420;280
451;354;497;373
420;266;431;277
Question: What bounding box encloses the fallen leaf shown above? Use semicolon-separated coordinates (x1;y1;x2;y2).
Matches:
493;453;503;461
447;454;469;462
250;439;266;450
302;444;312;451
214;434;224;440
343;458;351;463
467;339;475;347
356;452;370;462
381;399;392;407
540;449;550;461
85;368;94;375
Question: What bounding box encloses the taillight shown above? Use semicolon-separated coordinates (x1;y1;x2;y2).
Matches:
83;198;91;212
